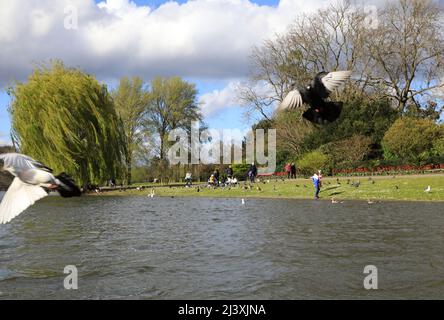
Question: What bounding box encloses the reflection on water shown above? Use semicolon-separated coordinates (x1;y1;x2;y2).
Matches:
0;195;444;299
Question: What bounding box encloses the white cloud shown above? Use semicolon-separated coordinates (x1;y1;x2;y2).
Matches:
0;0;332;86
199;81;240;117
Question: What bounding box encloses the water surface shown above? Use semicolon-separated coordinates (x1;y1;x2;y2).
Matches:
0;194;443;299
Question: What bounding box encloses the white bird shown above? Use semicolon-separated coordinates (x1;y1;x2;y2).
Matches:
0;153;81;224
241;198;245;205
149;188;155;198
424;186;431;193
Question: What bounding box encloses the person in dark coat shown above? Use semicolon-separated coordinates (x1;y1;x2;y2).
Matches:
225;165;233;179
248;163;258;183
290;163;297;179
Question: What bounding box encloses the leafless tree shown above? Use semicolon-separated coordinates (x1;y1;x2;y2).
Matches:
239;0;444;120
366;0;444;113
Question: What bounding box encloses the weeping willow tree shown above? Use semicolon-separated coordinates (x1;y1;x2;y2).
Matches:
9;61;125;186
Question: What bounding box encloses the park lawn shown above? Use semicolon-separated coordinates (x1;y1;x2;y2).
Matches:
98;175;444;201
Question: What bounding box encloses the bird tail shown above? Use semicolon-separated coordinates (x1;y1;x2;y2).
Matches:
55;173;82;198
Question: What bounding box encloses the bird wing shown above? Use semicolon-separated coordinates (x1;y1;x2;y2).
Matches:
279;89;304;110
0;153;53;173
316;71;352;95
0;177;48;224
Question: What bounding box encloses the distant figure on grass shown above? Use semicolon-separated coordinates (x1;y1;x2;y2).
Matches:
225;165;233;179
214;169;220;186
248;163;258;183
317;170;323;188
184;172;192;187
285;163;291;179
227;177;238;186
291;163;297;179
208;174;217;188
312;171;321;199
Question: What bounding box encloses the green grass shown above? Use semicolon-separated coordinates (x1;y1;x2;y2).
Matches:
98;175;444;201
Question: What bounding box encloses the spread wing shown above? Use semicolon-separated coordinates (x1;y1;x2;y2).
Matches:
0;153;53;174
313;71;352;99
0;177;48;224
279;89;305;110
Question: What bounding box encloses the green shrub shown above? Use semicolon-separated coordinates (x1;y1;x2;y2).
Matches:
382;118;443;163
232;163;250;180
297;151;328;175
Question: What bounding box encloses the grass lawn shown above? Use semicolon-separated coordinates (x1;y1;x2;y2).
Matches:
97;174;444;202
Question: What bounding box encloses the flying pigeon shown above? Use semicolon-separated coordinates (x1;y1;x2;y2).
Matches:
279;70;352;124
0;153;81;224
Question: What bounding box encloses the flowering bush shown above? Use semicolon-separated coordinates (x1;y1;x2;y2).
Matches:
332;163;444;176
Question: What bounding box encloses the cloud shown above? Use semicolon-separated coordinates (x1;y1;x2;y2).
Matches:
199;81;240;117
0;0;332;86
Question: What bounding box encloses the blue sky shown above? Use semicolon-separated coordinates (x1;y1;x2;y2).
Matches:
0;0;295;145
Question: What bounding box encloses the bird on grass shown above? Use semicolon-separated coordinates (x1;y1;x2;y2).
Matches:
424;186;431;193
278;71;352;124
0;153;81;224
367;199;374;204
351;181;360;188
331;197;344;204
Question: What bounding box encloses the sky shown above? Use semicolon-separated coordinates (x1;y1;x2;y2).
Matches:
0;0;341;146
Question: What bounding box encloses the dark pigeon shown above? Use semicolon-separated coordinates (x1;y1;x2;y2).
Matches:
279;70;352;124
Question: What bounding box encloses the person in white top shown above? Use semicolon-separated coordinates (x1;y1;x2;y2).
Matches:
185;172;192;187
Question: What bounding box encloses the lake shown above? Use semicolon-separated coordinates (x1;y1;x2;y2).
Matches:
0;194;444;299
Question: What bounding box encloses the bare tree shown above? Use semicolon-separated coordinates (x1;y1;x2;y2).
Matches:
366;0;444;113
238;0;373;120
275;111;313;157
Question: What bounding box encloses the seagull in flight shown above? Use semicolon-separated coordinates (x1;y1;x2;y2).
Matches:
279;70;352;124
0;153;81;224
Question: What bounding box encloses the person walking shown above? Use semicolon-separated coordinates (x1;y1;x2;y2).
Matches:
290;163;297;179
249;162;258;183
214;169;220;186
285;163;291;179
225;165;233;179
312;171;321;199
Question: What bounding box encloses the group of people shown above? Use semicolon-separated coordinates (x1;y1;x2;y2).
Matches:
185;163;323;200
206;166;240;187
184;163;259;188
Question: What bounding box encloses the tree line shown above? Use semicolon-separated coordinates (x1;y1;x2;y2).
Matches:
8;61;203;187
238;0;444;175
